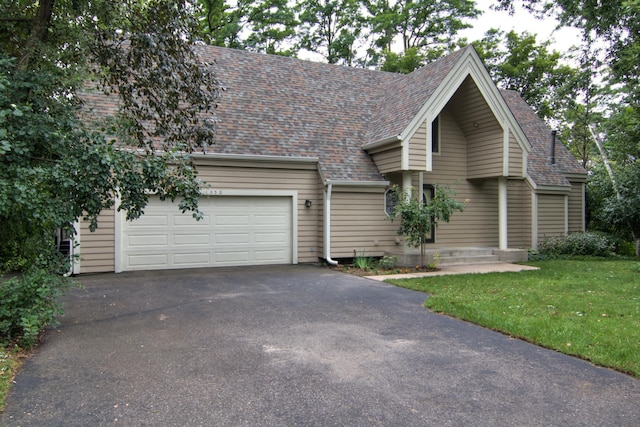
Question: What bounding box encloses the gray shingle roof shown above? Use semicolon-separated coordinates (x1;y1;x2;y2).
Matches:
365;47;470;144
196;45;397;182
83;45;585;185
500;89;586;188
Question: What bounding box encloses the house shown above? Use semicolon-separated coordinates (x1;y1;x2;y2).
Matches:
74;45;587;274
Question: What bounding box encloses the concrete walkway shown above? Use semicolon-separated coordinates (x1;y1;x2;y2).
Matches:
366;262;540;281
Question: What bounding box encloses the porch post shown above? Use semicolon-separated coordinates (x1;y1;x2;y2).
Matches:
402;171;412;198
498;177;508;250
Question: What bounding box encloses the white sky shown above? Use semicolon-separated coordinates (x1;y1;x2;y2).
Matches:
460;0;583;54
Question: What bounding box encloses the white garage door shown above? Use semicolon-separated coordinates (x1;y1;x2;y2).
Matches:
120;196;293;271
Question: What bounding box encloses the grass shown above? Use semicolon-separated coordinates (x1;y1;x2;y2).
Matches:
0;348;21;411
387;258;640;377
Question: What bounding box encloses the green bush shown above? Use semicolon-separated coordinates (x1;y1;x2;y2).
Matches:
377;256;398;270
538;232;615;258
354;255;374;270
0;269;74;349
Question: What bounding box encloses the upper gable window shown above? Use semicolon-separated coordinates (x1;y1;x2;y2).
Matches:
431;116;440;154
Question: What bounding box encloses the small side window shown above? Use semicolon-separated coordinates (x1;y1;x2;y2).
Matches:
431;116;440;154
384;188;398;217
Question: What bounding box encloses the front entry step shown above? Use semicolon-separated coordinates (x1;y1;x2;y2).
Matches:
385;247;528;267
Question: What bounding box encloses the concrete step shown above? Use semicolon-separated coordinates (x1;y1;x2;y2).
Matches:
385;247;528;268
437;254;501;266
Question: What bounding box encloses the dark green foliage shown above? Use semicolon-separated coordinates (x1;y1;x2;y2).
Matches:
538;232;615;258
0;1;221;275
0;269;75;350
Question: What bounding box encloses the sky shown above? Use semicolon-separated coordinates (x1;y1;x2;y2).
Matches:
461;0;583;54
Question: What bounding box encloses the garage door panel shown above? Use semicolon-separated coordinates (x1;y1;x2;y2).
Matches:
121;196;293;271
173;215;208;226
255;250;288;262
254;232;288;243
173;234;210;246
129;254;168;268
128;235;168;247
215;251;250;264
129;215;169;227
215;215;250;226
174;252;210;265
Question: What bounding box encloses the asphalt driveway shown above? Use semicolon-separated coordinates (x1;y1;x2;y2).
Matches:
2;265;639;426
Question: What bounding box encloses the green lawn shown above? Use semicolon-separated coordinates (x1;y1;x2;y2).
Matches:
388;259;640;377
0;348;20;411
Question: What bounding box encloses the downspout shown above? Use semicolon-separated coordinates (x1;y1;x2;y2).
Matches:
324;183;338;265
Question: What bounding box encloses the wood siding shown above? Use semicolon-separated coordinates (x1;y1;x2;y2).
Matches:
368;140;403;174
446;76;504;179
507;179;532;248
79;161;320;273
329;186;401;258
537;194;567;242
420;108;500;247
568;181;585;233
370;147;403;174
79;208;115;273
408;121;427;170
508;132;524;177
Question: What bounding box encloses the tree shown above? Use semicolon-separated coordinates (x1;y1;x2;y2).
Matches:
295;0;365;65
244;0;299;56
494;1;640;255
473;29;578;122
380;47;425;74
0;0;221;273
366;0;479;71
388;185;466;267
198;0;248;48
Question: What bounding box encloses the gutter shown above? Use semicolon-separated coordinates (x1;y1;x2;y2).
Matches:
323;183;338;265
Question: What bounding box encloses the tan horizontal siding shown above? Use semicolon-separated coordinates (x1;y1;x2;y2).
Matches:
432;108;466;181
443;77;504;180
568;181;585;233
508;179;532;248
508;132;524;177
328;190;401;258
420;109;500;247
79;208;115;273
432;179;499;247
467;130;503;179
538;194;567;242
371;148;402;173
409;121;427;170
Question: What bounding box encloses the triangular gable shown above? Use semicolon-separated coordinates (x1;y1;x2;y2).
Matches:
397;45;532;172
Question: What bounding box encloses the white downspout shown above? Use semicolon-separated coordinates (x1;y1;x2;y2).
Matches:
324;183;338;265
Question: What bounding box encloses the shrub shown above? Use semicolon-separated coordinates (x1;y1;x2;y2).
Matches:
538;232;615;258
377;256;398;270
0;269;74;350
353;253;374;270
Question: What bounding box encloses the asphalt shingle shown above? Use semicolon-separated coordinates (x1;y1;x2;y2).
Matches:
82;45;585;185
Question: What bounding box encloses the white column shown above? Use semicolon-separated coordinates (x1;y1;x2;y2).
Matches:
498;177;508;250
403;171;412;198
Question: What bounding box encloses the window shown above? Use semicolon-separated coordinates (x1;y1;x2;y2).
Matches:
384;188;398;217
431;116;440;154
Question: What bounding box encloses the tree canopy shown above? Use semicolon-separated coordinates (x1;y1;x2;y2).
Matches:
0;0;221;273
